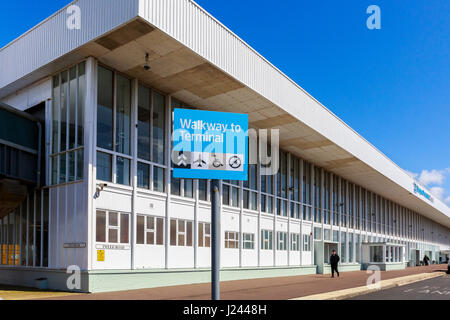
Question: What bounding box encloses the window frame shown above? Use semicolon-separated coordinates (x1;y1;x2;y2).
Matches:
136;214;164;246
224;231;240;249
95;210;130;244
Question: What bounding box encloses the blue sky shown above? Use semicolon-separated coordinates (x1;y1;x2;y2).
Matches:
0;1;449;205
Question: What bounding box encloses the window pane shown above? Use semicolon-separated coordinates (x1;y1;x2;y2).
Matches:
170;219;177;245
187;221;192;246
97;152;112;182
250;192;257;211
52;76;60;154
156;218;164;245
250;164;257;190
109;212;118;226
184;179;193;198
179;220;185;232
51;156;58;185
137;162;150;189
137;216;145;244
171;173;181;196
198;223;204;247
69;66;77;149
96;211;106;242
243;190;249;209
147;216;154;230
222;185;229;205
138;85;151;160
60;70;68;151
116;75;131;155
97;66;114;150
120;214;129;243
147;231;155;245
68;151;75;182
108;229;118;243
59;153;66;184
153;166;165;192
116;157;130;186
76;149;84;181
198;180;207;201
152;92;165;164
178;234;185;246
77;62;85;147
268;197;273;213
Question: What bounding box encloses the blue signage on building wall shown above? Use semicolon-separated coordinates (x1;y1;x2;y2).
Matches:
172;108;248;181
413;183;433;202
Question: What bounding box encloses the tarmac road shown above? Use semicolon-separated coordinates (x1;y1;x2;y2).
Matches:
349;274;450;300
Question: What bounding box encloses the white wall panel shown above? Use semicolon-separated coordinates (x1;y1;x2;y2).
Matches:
1;78;51;111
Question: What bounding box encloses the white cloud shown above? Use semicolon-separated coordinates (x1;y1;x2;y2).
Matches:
430;187;444;201
418;169;446;186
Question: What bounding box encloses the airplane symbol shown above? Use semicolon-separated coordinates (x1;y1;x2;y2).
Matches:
193;154;207;168
177;153;188;166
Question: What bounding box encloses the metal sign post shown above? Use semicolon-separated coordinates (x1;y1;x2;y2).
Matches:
211;179;220;300
171;108;248;301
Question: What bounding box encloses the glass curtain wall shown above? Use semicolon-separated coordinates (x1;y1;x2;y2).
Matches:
0;190;49;267
92;64;450;261
51;61;86;185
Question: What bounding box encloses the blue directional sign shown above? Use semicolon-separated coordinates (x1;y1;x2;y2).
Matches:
172;108;248;181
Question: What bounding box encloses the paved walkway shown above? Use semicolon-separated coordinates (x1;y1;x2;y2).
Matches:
349;274;450;300
35;264;446;300
0;285;80;300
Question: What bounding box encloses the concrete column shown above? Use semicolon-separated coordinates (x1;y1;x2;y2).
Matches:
320;168;324;241
164;94;172;269
286;154;291;266
299;159;304;266
194;179;199;269
84;57;97;270
130;78;138;270
311;163;315;265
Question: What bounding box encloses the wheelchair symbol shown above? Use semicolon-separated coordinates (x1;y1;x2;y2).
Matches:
212;154;224;168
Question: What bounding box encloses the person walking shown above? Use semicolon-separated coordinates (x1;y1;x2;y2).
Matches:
330;249;340;278
423;255;430;266
447;257;450;274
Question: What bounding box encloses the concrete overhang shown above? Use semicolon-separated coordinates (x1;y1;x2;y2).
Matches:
0;0;449;227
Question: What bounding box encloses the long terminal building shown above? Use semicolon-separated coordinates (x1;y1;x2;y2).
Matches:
0;0;449;292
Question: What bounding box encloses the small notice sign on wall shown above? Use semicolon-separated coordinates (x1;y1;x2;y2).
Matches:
97;249;105;262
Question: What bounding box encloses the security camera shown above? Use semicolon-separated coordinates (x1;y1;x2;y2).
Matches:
98;183;108;190
144;53;151;71
94;183;108;199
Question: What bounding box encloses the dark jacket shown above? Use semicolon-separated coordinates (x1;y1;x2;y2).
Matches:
330;254;340;266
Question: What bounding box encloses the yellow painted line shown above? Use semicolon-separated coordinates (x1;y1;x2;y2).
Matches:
290;272;445;300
